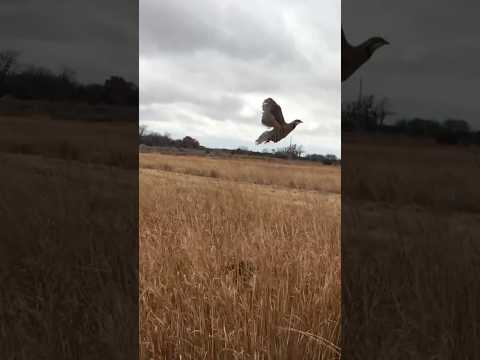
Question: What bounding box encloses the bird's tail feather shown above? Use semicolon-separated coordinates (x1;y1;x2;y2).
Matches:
255;129;273;145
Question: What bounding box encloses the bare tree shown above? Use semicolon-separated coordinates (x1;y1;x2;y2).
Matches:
275;143;304;159
0;50;20;87
342;94;394;130
375;97;395;127
139;124;148;137
59;66;77;84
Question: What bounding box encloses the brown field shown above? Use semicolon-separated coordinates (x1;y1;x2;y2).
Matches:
342;135;480;359
0;115;137;168
1;115;138;359
140;153;341;359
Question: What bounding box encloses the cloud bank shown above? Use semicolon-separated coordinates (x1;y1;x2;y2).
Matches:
140;0;340;155
0;0;138;83
342;0;480;128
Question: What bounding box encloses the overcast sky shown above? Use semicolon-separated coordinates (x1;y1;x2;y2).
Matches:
140;0;340;156
342;0;480;129
0;0;138;84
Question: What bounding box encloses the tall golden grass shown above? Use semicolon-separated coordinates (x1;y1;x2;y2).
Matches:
140;153;340;194
0;115;137;168
140;154;341;359
1;115;138;359
342;134;480;359
343;135;480;210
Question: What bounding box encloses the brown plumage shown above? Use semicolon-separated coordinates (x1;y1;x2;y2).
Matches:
255;98;303;145
342;27;389;82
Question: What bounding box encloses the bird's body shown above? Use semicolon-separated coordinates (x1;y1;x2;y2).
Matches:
342;28;389;82
255;98;302;144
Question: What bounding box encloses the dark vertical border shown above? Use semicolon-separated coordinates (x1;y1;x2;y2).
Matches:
0;1;139;358
342;2;480;358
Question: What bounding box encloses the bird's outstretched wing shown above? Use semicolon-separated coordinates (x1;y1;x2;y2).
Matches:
255;128;284;145
261;98;286;128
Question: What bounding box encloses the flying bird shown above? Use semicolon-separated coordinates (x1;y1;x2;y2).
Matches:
255;98;303;145
342;27;389;82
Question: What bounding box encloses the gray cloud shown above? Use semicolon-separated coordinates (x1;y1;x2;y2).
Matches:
0;0;137;83
141;0;341;155
140;0;301;62
342;0;480;128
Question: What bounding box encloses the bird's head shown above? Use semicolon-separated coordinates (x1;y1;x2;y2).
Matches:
365;37;389;57
293;119;303;127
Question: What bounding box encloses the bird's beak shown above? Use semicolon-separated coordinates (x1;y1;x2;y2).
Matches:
369;39;389;53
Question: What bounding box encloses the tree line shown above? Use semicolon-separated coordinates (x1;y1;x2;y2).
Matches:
0;50;138;106
139;126;339;164
342;94;479;145
139;126;201;149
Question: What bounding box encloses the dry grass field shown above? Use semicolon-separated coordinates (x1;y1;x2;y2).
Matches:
140;153;341;359
1;115;138;359
0;115;138;168
342;134;480;359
